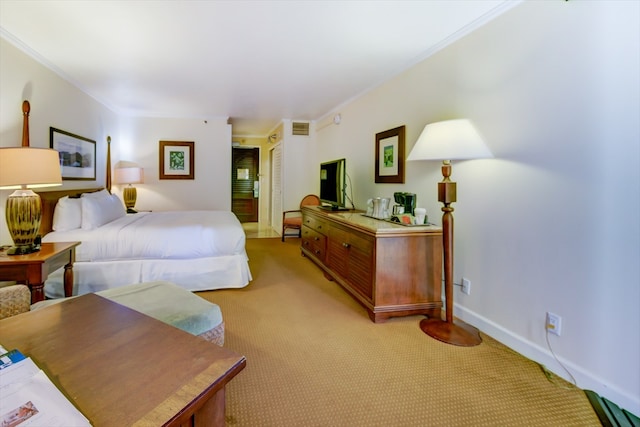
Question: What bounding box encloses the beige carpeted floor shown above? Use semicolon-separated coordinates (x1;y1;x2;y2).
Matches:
197;238;600;426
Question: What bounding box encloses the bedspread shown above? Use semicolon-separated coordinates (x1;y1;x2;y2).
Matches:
42;211;246;261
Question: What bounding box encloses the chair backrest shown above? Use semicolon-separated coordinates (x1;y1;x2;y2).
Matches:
299;194;321;209
0;285;31;320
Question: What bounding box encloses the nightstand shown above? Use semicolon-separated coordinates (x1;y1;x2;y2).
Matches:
0;242;80;303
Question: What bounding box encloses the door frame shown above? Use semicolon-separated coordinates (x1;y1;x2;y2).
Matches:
269;142;283;234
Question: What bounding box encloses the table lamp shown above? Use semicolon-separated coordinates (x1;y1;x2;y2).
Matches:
407;118;493;346
0;147;63;254
114;165;144;213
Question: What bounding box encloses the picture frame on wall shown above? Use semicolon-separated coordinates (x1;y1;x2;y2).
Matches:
50;127;96;181
375;125;405;183
159;140;195;180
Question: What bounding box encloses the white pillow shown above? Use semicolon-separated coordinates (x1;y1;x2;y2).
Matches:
81;193;126;230
81;188;110;199
52;196;83;231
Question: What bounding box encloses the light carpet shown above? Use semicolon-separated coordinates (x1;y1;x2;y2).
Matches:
197;238;600;426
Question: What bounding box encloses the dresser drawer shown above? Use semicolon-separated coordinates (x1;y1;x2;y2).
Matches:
302;225;326;262
328;225;373;255
302;215;328;234
327;225;374;300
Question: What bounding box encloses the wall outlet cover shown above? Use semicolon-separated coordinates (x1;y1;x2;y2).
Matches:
462;278;471;295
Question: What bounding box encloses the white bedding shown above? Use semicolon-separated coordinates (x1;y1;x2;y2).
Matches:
42;211;252;297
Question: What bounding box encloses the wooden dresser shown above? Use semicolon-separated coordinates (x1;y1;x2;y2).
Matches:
301;206;443;323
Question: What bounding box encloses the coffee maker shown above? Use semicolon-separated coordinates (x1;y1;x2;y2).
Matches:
393;192;417;215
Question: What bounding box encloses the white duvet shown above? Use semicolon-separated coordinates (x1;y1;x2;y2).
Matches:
43;211;246;261
42;211;252;297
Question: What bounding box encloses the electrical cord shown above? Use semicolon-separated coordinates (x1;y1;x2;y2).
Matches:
541;328;577;390
448;277;576;390
441;272;577;390
344;172;356;209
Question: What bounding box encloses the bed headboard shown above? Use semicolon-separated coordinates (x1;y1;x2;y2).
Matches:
35;135;111;236
36;188;103;236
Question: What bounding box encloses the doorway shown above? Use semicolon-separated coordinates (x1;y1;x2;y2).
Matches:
232;147;259;223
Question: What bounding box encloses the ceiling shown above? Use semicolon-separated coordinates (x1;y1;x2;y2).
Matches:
0;1;516;137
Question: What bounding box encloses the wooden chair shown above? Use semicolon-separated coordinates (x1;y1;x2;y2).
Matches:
282;194;321;242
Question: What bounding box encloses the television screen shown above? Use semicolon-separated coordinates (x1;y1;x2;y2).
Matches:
319;158;346;209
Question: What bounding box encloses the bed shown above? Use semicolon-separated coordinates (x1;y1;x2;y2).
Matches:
37;188;252;298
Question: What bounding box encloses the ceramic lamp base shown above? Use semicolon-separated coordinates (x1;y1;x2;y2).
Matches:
5;189;42;255
123;186;137;211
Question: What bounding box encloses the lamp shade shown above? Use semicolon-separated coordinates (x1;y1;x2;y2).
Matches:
0;147;62;189
114;166;144;185
407;119;493;162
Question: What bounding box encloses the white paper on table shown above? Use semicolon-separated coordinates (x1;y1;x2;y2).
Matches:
0;357;91;426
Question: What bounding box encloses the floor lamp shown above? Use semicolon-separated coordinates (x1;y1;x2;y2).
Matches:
407;119;493;346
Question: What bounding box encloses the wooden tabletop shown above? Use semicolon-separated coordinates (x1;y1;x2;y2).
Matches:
304;206;442;235
0;241;79;264
0;293;246;426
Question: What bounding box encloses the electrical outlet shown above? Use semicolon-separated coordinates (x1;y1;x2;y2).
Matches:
462;278;471;295
546;312;562;336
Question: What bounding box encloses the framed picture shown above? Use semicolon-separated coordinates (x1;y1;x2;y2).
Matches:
375;125;405;183
50;127;96;180
159;141;195;180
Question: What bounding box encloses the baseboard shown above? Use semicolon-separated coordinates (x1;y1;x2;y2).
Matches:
453;302;640;417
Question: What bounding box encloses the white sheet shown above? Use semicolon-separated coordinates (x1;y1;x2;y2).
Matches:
42;210;252;298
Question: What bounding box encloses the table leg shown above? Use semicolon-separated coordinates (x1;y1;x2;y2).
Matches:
29;282;45;304
64;262;74;297
193;388;225;426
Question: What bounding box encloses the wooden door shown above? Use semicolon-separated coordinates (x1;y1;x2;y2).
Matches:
232;147;259;222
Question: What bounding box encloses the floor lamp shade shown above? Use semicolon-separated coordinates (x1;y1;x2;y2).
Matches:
407;119;493;162
0;147;63;254
407;119;492;347
114;166;144;213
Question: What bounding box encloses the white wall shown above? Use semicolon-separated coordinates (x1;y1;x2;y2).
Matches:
113;115;232;212
0;37;119;245
315;1;639;413
280;120;317;211
1;36;234;248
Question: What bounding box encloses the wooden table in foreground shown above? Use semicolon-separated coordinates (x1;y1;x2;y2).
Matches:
0;241;79;303
0;293;246;427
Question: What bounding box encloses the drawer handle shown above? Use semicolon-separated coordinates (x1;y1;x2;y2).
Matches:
342;242;350;248
315;250;321;255
314;237;319;241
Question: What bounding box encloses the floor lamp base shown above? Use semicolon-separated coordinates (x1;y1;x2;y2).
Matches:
420;317;482;347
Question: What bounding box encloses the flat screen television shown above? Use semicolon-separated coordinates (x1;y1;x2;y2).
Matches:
319;158;346;210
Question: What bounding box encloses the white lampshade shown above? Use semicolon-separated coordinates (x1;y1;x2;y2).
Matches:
407;119;493;161
114;166;144;185
0;147;63;189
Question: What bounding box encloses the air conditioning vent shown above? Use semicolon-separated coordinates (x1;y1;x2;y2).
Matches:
292;122;310;136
